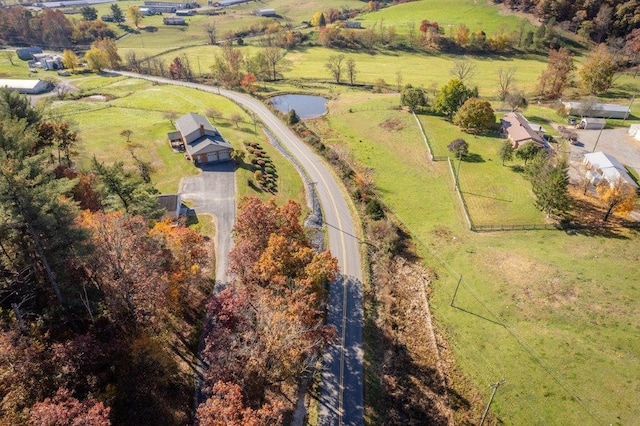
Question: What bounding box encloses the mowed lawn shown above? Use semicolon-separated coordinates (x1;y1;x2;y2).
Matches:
308;90;640;425
419;114;544;225
43;75;304;205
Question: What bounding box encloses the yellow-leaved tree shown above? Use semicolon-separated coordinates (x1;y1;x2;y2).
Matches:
596;179;638;221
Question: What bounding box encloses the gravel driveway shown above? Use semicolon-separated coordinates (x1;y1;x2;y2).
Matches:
179;161;235;288
554;125;640;183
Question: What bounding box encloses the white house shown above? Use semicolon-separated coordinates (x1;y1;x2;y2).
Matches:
583;152;638;188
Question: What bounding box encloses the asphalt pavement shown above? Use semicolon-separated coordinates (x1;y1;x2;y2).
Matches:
179;161;236;288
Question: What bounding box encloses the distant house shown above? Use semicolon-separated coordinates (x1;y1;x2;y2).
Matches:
578;117;606;130
16;47;43;61
163;16;187;25
168;113;233;164
157;194;182;220
255;8;276;17
30;53;64;70
344;21;362;29
214;0;250;7
563;101;630;119
583;152;638;188
0;79;50;94
500;112;545;149
628;124;640;142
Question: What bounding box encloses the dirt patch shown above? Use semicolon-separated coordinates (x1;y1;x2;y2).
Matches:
83;94;110;102
380;117;404;132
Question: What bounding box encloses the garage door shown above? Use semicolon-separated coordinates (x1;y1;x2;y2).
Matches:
206;152;219;162
218;150;230;160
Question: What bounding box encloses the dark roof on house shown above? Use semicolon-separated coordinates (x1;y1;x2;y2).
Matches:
176;112;217;137
501;112;544;146
174;113;232;156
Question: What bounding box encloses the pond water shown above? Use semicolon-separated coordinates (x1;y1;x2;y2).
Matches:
270;94;327;119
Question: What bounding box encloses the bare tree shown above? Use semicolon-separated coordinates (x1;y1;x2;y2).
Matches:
395;70;403;92
206;108;223;123
326;54;345;84
450;57;476;81
406;21;417;49
229;113;242;128
205;23;217;45
4;51;16;66
497;67;517;101
56;84;70;100
346;57;357;86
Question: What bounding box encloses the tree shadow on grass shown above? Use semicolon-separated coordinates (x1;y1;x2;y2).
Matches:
462;153;485;163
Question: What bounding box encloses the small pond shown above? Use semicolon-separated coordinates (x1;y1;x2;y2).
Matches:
270;94;327;119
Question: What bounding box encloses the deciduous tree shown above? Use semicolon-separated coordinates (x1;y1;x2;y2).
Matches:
62;49;79;71
536;48;574;100
433;78;478;118
515;143;542;166
497;67;516;101
498;140;515;166
400;84;427;112
346;57;357;86
326;54;345;84
453;98;495;134
126;5;143;29
597;179;637;221
578;44;618;95
29;388;111;426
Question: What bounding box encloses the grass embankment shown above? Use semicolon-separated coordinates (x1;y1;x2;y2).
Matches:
306;89;640;424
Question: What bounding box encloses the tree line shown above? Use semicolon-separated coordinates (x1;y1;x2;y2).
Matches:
0;89;213;424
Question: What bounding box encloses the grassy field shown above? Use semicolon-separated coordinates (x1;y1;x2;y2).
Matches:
305;86;640;424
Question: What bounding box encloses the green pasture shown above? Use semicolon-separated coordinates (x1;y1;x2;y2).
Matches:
418;114;544;225
359;0;531;36
276;46;548;99
306;88;640;424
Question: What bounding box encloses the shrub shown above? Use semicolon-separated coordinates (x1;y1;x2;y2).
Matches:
366;198;385;220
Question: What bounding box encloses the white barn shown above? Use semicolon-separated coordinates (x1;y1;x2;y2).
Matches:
0;79;50;94
563;101;630;119
583;152;638;188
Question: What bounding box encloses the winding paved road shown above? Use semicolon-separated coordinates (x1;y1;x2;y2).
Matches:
108;71;364;425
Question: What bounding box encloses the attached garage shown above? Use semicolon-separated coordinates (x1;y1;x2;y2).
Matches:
170;113;233;165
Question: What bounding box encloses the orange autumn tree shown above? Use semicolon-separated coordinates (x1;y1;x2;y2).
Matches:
150;220;210;306
199;197;337;424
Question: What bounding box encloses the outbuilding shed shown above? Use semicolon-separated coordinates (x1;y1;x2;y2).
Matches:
563;101;630;119
579;117;606;130
0;79;50;94
583;152;638;188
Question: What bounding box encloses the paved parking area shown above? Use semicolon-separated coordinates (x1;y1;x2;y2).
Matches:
553;125;640;183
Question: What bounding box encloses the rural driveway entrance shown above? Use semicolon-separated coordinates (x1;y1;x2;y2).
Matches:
179;161;235;288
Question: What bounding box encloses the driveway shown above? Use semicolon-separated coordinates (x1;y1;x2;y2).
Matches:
555;126;640;183
179;161;235;288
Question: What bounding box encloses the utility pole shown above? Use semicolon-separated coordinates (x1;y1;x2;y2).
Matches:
480;378;506;426
591;124;605;153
